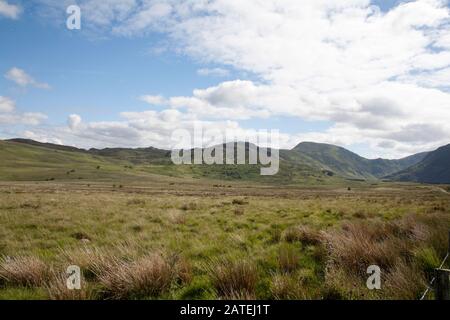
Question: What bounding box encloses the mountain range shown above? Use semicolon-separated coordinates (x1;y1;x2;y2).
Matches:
0;138;448;184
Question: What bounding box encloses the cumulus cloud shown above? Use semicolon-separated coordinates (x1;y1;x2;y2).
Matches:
0;0;21;19
36;110;286;151
0;96;47;126
197;68;230;77
0;112;47;126
0;96;15;113
5;67;51;89
32;0;450;157
139;95;167;106
67;114;82;130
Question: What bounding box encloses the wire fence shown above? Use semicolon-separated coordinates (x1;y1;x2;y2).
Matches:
419;230;450;300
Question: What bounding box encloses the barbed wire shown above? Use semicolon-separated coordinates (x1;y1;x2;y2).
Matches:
419;252;449;300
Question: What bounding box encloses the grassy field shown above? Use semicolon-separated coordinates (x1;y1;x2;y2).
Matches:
0;179;449;300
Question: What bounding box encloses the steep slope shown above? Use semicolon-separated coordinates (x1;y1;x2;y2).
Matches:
386;144;450;184
292;142;428;179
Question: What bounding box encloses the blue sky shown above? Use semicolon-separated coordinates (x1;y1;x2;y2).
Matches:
0;3;319;128
1;0;450;158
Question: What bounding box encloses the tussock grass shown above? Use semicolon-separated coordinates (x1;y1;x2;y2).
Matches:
45;271;95;300
323;212;450;299
0;256;50;287
271;273;309;299
167;209;187;225
0;183;449;300
207;258;258;299
59;247;117;280
232;199;248;205
126;199;146;206
277;245;300;273
180;202;197;211
96;253;174;299
282;225;323;245
383;261;427;300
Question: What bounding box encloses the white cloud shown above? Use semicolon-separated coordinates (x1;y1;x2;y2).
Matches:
0;112;47;126
30;110;288;151
197;68;230;77
67;114;82;130
5;67;51;89
0;96;15;113
0;0;21;19
22;130;63;145
32;0;450;157
0;96;47;126
139;95;167;105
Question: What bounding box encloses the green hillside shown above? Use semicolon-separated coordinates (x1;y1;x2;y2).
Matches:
0;140;144;181
386;144;450;184
0;138;435;184
291;142;428;179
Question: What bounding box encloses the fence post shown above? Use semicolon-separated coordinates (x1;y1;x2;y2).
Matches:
434;230;450;300
435;269;450;300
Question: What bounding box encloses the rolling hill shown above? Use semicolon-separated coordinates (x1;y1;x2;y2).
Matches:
385;144;450;184
0;139;144;181
0;138;439;184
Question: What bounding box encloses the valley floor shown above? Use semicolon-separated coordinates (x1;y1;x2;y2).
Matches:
0;180;449;300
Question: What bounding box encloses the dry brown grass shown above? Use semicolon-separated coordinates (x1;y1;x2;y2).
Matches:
180;202;197;211
324;221;401;274
282;225;323;245
0;256;50;287
126;199;146;206
277;246;300;273
208;258;258;299
59;247;117;280
173;256;193;285
96;253;174;299
232;199;248;205
45;271;96;300
383;261;427;300
271;273;309;299
323;212;450;299
167;209;187;224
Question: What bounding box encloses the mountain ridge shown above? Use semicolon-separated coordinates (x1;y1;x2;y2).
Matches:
2;138;436;182
385;144;450;184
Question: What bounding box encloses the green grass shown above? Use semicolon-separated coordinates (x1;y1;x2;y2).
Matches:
0;181;449;300
1;140;449;300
